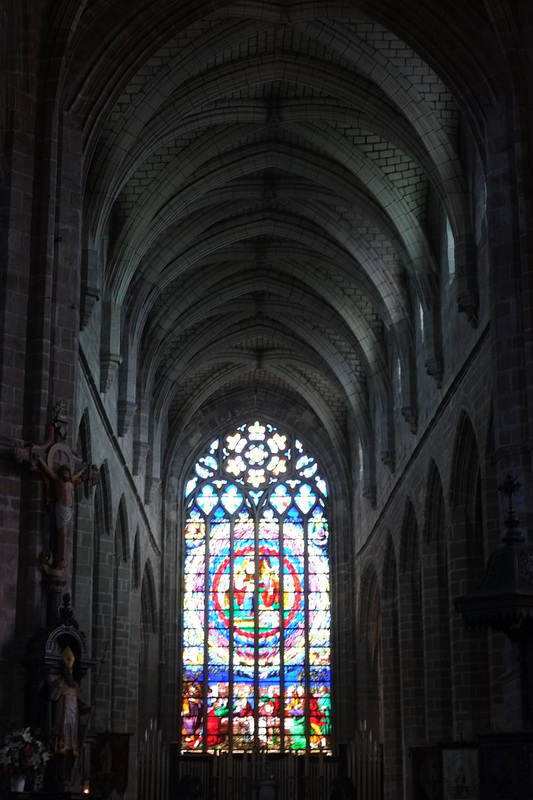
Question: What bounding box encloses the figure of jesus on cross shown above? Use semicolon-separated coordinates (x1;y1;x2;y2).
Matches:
33;455;88;571
13;402;100;579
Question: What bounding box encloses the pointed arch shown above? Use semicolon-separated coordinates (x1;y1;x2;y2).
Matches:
398;499;425;765
382;533;398;602
77;407;91;460
380;533;402;795
110;496;133;729
132;528;141;589
141;558;158;635
77;408;92;500
399;498;419;575
115;494;130;563
91;474;114;728
424;461;445;549
138;558;160;734
72;408;94;628
422;461;452;740
447;410;492;737
358;562;382;739
449;411;480;509
98;459;113;535
181;419;331;754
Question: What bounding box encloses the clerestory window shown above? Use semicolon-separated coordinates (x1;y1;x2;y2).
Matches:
181;420;331;753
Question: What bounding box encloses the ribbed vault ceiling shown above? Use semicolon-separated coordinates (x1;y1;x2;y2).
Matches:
69;0;497;485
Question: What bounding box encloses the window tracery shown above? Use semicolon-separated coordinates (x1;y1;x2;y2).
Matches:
181;421;331;753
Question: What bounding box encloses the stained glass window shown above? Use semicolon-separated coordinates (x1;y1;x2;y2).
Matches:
181;421;331;753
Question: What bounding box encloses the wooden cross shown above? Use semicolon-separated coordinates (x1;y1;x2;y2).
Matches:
14;401;100;576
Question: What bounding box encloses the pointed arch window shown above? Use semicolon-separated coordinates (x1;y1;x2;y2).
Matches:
181;421;331;753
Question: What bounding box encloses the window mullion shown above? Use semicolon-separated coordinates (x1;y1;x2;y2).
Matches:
304;511;310;754
203;516;211;752
253;511;259;753
229;514;235;752
279;513;285;753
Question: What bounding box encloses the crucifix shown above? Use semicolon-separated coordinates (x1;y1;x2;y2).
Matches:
14;401;100;579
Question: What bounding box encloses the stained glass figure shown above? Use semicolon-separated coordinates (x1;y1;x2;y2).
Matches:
181;421;331;753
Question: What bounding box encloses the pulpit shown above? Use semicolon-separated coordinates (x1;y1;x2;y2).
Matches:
455;475;533;799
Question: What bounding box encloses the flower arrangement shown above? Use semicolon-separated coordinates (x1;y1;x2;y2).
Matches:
0;727;51;780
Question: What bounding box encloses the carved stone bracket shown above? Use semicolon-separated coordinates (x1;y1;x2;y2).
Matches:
425;357;443;388
401;405;418;434
457;290;479;328
117;400;137;437
80;246;102;331
133;441;150;475
380;450;396;473
362;485;376;509
145;476;160;505
80;285;101;330
100;353;123;393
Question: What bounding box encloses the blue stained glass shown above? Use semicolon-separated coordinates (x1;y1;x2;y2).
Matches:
195;456;217;479
220;484;244;513
270;485;291;514
185;477;198;497
315;475;327;497
294;484;316;514
295;455;318;478
182;421;331;753
302;463;318;477
197;485;218;515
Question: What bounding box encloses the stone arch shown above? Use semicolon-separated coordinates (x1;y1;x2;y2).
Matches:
424;461;446;548
167;394;351;506
111;494;132;730
399;498;419;575
141;559;158;634
422;461;452;741
398;499;425;794
357;563;382;740
115;494;131;563
380;534;402;799
449;411;480;511
447;410;492;739
138;559;159;735
77;408;92;475
72;409;94;633
97;459;113;536
132;528;141;589
91;478;114;728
